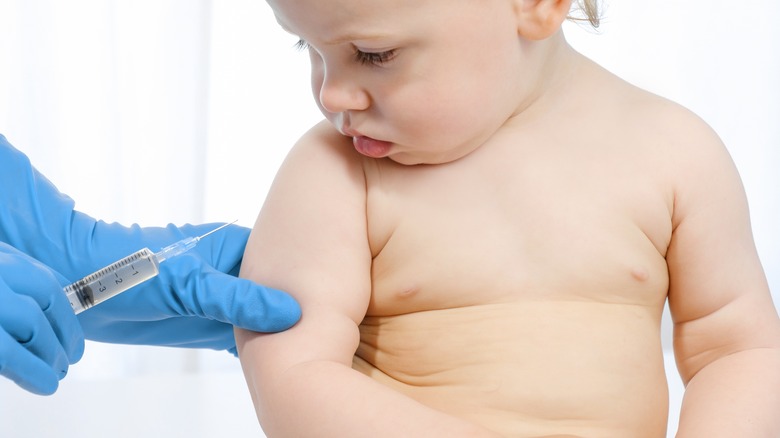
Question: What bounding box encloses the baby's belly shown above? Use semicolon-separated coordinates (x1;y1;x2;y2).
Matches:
355;301;669;437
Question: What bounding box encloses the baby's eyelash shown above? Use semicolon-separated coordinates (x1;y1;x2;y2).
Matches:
354;49;396;66
294;38;396;67
294;39;310;51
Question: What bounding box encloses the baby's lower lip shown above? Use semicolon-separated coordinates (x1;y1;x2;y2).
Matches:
353;136;392;158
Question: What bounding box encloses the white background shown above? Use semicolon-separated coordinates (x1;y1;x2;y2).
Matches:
1;1;778;436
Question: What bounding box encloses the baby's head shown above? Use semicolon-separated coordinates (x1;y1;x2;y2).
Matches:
270;0;599;165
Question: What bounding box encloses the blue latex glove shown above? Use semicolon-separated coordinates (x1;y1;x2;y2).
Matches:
0;134;300;353
0;242;85;395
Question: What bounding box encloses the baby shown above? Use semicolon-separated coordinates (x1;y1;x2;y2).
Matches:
236;0;780;436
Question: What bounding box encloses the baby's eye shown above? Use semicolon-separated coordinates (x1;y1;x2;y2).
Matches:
354;48;396;67
294;39;396;67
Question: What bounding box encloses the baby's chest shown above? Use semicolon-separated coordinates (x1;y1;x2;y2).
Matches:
365;175;671;316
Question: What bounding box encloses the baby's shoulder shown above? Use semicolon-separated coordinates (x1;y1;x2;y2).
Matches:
601;75;738;202
292;120;353;155
284;120;372;173
607;78;722;154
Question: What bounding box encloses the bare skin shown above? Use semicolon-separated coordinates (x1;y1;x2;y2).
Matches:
236;0;780;436
352;55;673;437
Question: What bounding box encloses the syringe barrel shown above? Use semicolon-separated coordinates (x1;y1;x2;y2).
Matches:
64;248;160;314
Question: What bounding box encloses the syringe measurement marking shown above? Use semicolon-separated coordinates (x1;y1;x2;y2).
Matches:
79;251;149;285
99;263;140;290
65;249;160;313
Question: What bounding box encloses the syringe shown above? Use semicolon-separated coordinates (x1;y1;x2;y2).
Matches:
63;221;236;314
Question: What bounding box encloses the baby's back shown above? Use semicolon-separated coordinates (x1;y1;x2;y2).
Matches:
355;59;681;437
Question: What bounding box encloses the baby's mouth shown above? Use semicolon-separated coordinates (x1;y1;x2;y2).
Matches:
353;136;392;158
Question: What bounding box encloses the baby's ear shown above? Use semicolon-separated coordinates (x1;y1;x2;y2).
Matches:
512;0;572;40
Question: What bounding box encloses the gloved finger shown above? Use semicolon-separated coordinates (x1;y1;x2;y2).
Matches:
0;245;85;363
0;329;61;395
176;223;249;275
160;254;301;332
0;280;71;378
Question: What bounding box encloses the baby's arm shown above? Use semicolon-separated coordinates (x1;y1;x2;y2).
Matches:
666;110;780;436
235;121;500;437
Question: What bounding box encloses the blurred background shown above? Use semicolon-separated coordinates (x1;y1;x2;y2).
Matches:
0;1;777;436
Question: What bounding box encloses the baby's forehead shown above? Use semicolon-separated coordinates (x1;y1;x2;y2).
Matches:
268;0;420;41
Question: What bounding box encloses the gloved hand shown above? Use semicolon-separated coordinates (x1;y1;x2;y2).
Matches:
0;242;85;395
0;134;300;353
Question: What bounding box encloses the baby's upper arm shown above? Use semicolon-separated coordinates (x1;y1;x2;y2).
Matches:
665;109;780;383
236;120;372;369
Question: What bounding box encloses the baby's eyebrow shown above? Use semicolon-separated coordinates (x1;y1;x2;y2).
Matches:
323;32;392;45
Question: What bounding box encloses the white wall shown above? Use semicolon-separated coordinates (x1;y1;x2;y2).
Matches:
0;1;777;436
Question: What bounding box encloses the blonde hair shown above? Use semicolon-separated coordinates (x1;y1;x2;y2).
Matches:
569;0;600;28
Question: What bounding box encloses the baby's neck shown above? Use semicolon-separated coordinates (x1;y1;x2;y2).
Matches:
507;33;584;127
